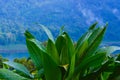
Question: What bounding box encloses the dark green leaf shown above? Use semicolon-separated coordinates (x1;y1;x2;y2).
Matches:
61;32;75;79
86;24;107;57
60;44;69;65
76;38;88;64
24;30;35;39
75;52;106;76
66;53;76;80
47;39;60;65
42;53;62;80
3;61;33;79
25;38;45;70
88;22;98;30
55;35;66;55
62;32;75;60
0;69;28;80
75;30;92;50
88;27;102;45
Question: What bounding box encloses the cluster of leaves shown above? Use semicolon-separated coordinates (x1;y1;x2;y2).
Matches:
0;23;120;80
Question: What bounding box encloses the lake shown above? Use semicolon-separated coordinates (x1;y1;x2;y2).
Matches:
0;44;29;61
0;52;29;61
0;42;120;61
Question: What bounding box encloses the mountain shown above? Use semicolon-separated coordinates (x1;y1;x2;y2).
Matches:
0;0;120;45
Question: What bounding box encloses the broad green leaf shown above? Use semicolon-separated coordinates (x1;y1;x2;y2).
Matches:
25;38;45;70
76;38;88;65
61;32;75;79
88;27;102;45
42;53;62;80
75;22;98;49
75;52;106;76
0;69;28;80
56;33;76;79
56;34;71;65
66;53;76;80
47;39;60;65
60;44;69;65
76;30;92;50
55;35;66;55
25;30;46;69
85;24;107;57
39;24;55;43
62;32;75;60
3;61;33;79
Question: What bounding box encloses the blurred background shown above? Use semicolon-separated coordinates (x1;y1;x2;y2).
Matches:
0;0;120;60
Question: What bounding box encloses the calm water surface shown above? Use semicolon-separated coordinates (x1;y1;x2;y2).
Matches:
0;52;29;61
0;42;120;61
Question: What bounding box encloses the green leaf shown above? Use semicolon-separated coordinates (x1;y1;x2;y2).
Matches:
61;32;75;79
88;27;102;45
88;22;98;30
59;26;64;36
101;72;111;80
76;30;92;50
75;52;106;76
3;61;33;79
62;32;75;60
37;68;44;79
42;53;62;80
76;38;88;64
82;58;114;80
55;35;66;55
86;24;107;57
25;38;45;70
39;24;55;43
66;53;76;80
60;44;69;65
24;30;46;70
0;69;28;80
75;22;98;50
24;30;35;39
107;59;120;80
47;39;60;65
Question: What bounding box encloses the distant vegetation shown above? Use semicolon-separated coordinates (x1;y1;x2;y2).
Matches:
0;23;120;80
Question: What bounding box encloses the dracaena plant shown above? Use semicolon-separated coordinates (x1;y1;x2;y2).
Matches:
0;22;120;80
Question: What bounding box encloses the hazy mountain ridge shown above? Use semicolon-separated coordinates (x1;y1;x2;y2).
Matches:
0;0;120;45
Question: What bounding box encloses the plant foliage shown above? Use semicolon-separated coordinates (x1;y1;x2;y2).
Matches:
0;23;120;80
